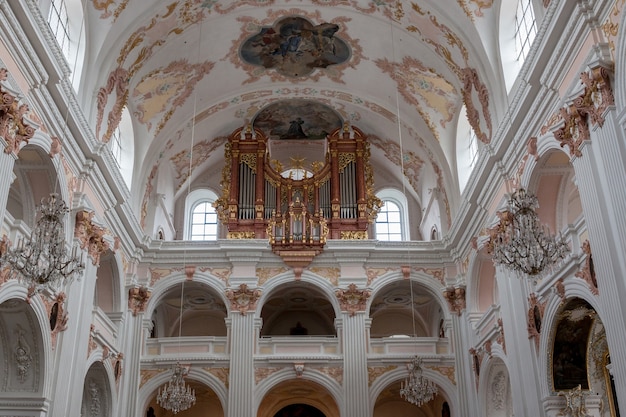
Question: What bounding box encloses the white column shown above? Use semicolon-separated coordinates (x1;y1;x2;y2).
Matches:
49;260;98;417
495;267;543;417
227;312;256;417
0;141;17;226
452;313;478;417
569;107;626;412
341;312;370;417
118;307;146;416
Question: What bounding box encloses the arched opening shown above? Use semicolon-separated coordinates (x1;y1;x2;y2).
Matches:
257;379;339;417
81;361;113;417
369;280;443;338
259;282;336;337
145;380;224;417
94;249;120;314
150;282;227;338
373;380;447;417
0;298;46;412
483;359;513;416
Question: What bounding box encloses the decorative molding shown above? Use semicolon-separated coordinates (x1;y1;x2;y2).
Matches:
226;284;261;315
314;366;343;385
496;317;506;354
256;267;288;285
293;362;305;378
0;69;36;155
254;367;281;385
139;369;167;389
128;286;151;316
527;293;547;351
574;240;598;295
308;267;340;286
40;292;68;349
365;267;394;285
367;365;396;386
443;286;466;316
205;367;229;388
14;324;32;383
75;210;109;266
428;364;456;385
557;384;588;417
335;283;370;316
548;65;614;158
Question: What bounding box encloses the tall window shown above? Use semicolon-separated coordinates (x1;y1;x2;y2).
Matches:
515;0;537;62
47;0;71;61
184;189;220;240
110;125;122;168
190;202;218;241
376;200;403;241
468;126;479;169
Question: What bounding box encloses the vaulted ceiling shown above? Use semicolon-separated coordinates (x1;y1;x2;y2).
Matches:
82;1;508;229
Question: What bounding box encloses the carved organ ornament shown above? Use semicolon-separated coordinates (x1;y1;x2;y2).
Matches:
215;124;381;271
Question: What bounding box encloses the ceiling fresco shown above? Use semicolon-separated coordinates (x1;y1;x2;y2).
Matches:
252;99;343;140
240;16;351;78
84;0;500;228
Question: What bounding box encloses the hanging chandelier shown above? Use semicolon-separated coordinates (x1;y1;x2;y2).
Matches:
489;188;569;277
157;362;196;414
1;193;84;293
400;356;438;407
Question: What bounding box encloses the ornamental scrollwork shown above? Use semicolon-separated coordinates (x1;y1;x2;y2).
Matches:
226;284;261;315
335;283;370;316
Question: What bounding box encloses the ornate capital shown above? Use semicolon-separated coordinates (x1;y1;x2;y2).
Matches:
577;66;614;128
75;210;109;266
575;240;598;295
335;283;370;316
128;286;151;316
0;74;36;155
443;286;466;316
554;106;589;158
226;283;261;315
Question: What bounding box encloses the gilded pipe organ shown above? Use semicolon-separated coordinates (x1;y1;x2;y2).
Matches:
215;124;381;271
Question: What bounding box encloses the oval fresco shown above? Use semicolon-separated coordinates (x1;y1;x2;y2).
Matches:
240;16;351;78
253;99;343;140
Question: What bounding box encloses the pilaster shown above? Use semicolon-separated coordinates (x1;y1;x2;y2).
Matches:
495;267;543;417
49;259;98;417
227;312;256;417
341;311;370;417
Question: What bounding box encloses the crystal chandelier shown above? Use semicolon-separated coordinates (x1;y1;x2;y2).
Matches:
490;188;569;277
1;193;84;293
400;356;438;407
157;362;196;414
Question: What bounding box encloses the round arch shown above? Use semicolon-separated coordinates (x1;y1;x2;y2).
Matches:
255;369;342;417
254;270;342;319
477;356;514;417
369;365;458;415
138;367;227;417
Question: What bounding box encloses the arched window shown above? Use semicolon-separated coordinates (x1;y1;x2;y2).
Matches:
109;107;134;189
47;0;71;59
499;0;539;91
456;105;481;192
40;0;85;89
184;189;219;240
375;188;410;241
515;0;537;63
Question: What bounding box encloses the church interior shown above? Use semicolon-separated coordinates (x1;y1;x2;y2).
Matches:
0;1;625;416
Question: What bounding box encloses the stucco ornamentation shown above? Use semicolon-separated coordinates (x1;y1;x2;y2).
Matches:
575;240;598;295
527;293;547;351
443;286;466;316
367;365;397;386
75;210;110;266
128;286;151;316
14;324;32;383
226;284;261;315
335;283;370;316
0;72;36;155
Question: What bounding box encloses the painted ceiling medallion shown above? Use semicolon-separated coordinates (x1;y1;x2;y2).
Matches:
240;16;351;78
253;99;343;141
